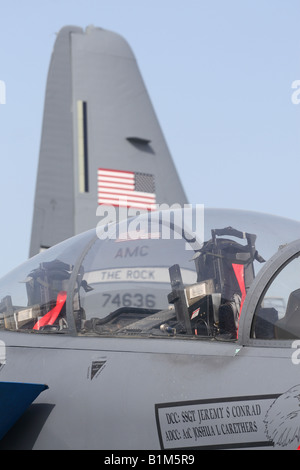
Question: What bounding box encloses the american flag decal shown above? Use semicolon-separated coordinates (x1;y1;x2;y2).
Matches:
98;168;156;210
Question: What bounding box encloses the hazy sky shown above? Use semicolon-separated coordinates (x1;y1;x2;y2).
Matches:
0;0;300;276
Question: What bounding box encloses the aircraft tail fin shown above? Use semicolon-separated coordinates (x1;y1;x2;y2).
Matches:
29;25;187;257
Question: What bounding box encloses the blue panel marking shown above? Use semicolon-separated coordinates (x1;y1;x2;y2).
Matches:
0;382;48;439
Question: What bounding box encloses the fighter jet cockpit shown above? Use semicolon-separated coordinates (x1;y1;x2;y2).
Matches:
1;208;300;341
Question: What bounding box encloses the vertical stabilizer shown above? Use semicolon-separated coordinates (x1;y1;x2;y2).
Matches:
30;25;187;257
